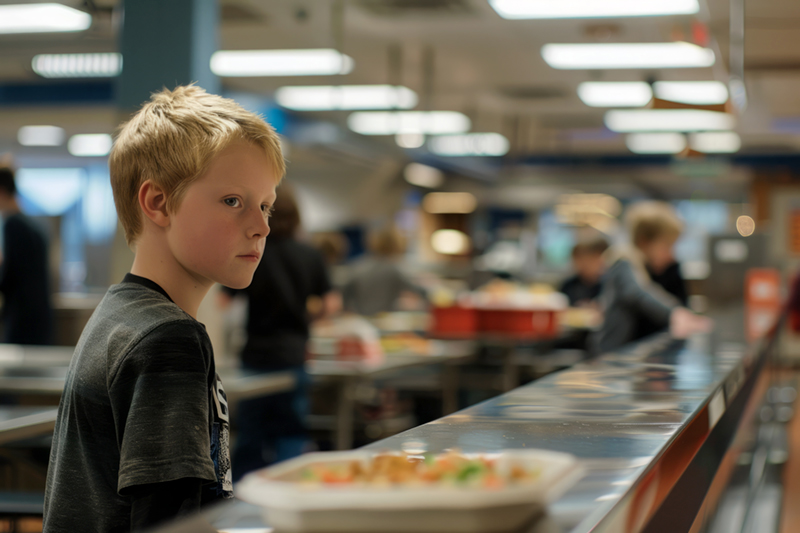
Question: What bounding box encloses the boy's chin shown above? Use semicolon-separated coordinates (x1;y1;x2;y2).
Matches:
222;274;255;290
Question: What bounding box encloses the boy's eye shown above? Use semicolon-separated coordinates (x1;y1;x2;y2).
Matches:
224;197;241;208
261;204;275;217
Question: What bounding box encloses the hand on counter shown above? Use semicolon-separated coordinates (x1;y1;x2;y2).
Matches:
670;306;713;339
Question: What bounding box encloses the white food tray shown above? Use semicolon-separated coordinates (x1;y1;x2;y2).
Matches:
236;449;584;532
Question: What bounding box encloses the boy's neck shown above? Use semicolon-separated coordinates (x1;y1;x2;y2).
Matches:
129;234;212;319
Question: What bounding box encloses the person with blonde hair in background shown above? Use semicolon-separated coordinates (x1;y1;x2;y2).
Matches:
343;225;425;316
593;201;711;354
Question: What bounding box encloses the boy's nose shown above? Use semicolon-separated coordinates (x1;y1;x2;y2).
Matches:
248;208;270;239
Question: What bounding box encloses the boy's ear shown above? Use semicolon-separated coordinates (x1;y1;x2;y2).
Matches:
138;180;170;228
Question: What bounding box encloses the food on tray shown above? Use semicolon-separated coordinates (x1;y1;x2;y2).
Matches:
291;450;540;489
379;333;431;355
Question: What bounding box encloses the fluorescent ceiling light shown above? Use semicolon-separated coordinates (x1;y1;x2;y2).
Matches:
689;132;741;153
578;82;652;107
428;133;510;156
626;133;686;154
32;53;122;78
404;163;444;188
348;111;470;135
490;0;698;19
0;3;91;34
542;42;715;70
422;192;477;214
68;134;112;157
605;109;735;132
211;49;353;77
276;85;417;111
396;133;425;149
431;229;471;255
653;81;728;105
17;125;65;146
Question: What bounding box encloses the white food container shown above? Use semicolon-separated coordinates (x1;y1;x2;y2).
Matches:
236;449;584;532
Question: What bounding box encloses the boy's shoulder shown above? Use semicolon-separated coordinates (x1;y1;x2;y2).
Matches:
78;280;211;378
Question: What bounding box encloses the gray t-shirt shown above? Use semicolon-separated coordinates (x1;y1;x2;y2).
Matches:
44;275;232;533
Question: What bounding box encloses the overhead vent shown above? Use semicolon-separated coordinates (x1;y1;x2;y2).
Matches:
356;0;474;17
221;3;266;22
499;87;567;100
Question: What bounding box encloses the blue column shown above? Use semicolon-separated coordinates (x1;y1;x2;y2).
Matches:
117;0;219;110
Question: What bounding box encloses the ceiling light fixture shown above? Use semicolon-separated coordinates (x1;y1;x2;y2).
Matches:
348;111;471;135
689;131;741;153
542;42;715;70
396;133;425;149
605;109;735;132
68;134;112;157
404;163;444;188
431;229;471;255
577;82;653;107
276;85;417;111
653;81;729;105
0;3;91;34
211;49;354;77
626;133;687;154
490;0;698;19
428;133;510;156
32;53;122;78
17;125;65;146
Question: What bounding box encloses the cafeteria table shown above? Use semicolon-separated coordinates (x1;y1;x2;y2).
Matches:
0;407;58;446
307;340;476;450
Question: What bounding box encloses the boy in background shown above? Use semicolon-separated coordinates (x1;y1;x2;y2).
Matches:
560;233;609;307
594;201;710;354
44;85;284;532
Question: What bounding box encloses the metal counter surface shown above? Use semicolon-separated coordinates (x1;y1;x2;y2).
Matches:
359;330;753;533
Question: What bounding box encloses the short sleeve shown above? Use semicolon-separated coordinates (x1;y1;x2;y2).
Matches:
109;321;217;494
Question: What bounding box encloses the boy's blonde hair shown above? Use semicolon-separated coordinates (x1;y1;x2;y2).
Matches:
110;84;285;245
626;201;683;247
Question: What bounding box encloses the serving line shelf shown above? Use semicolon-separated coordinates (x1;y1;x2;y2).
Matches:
150;308;772;533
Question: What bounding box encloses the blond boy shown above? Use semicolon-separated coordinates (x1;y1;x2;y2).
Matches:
594;201;710;353
44;85;283;532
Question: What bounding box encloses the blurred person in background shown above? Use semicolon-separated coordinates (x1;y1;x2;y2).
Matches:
627;201;689;340
593;201;710;354
343;225;426;315
221;184;339;481
560;230;609;307
0;164;53;345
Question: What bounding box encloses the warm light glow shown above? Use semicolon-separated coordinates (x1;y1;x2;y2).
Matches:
428;133;510;156
577;82;653;108
605;109;735;132
32;53;122;78
68;134;112;157
275;85;417;111
396;133;425;149
348;111;470;135
490;0;698;19
431;229;471;255
404;163;444;188
689;132;741;153
0;3;91;34
626;133;687;154
17;125;65;146
211;49;354;77
422;192;477;214
736;215;755;237
542;42;715;70
654;81;729;105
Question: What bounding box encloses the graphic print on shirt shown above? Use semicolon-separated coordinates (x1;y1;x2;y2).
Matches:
211;374;233;497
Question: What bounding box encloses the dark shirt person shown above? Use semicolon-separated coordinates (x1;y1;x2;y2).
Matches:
560;236;609;307
0;166;53;345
